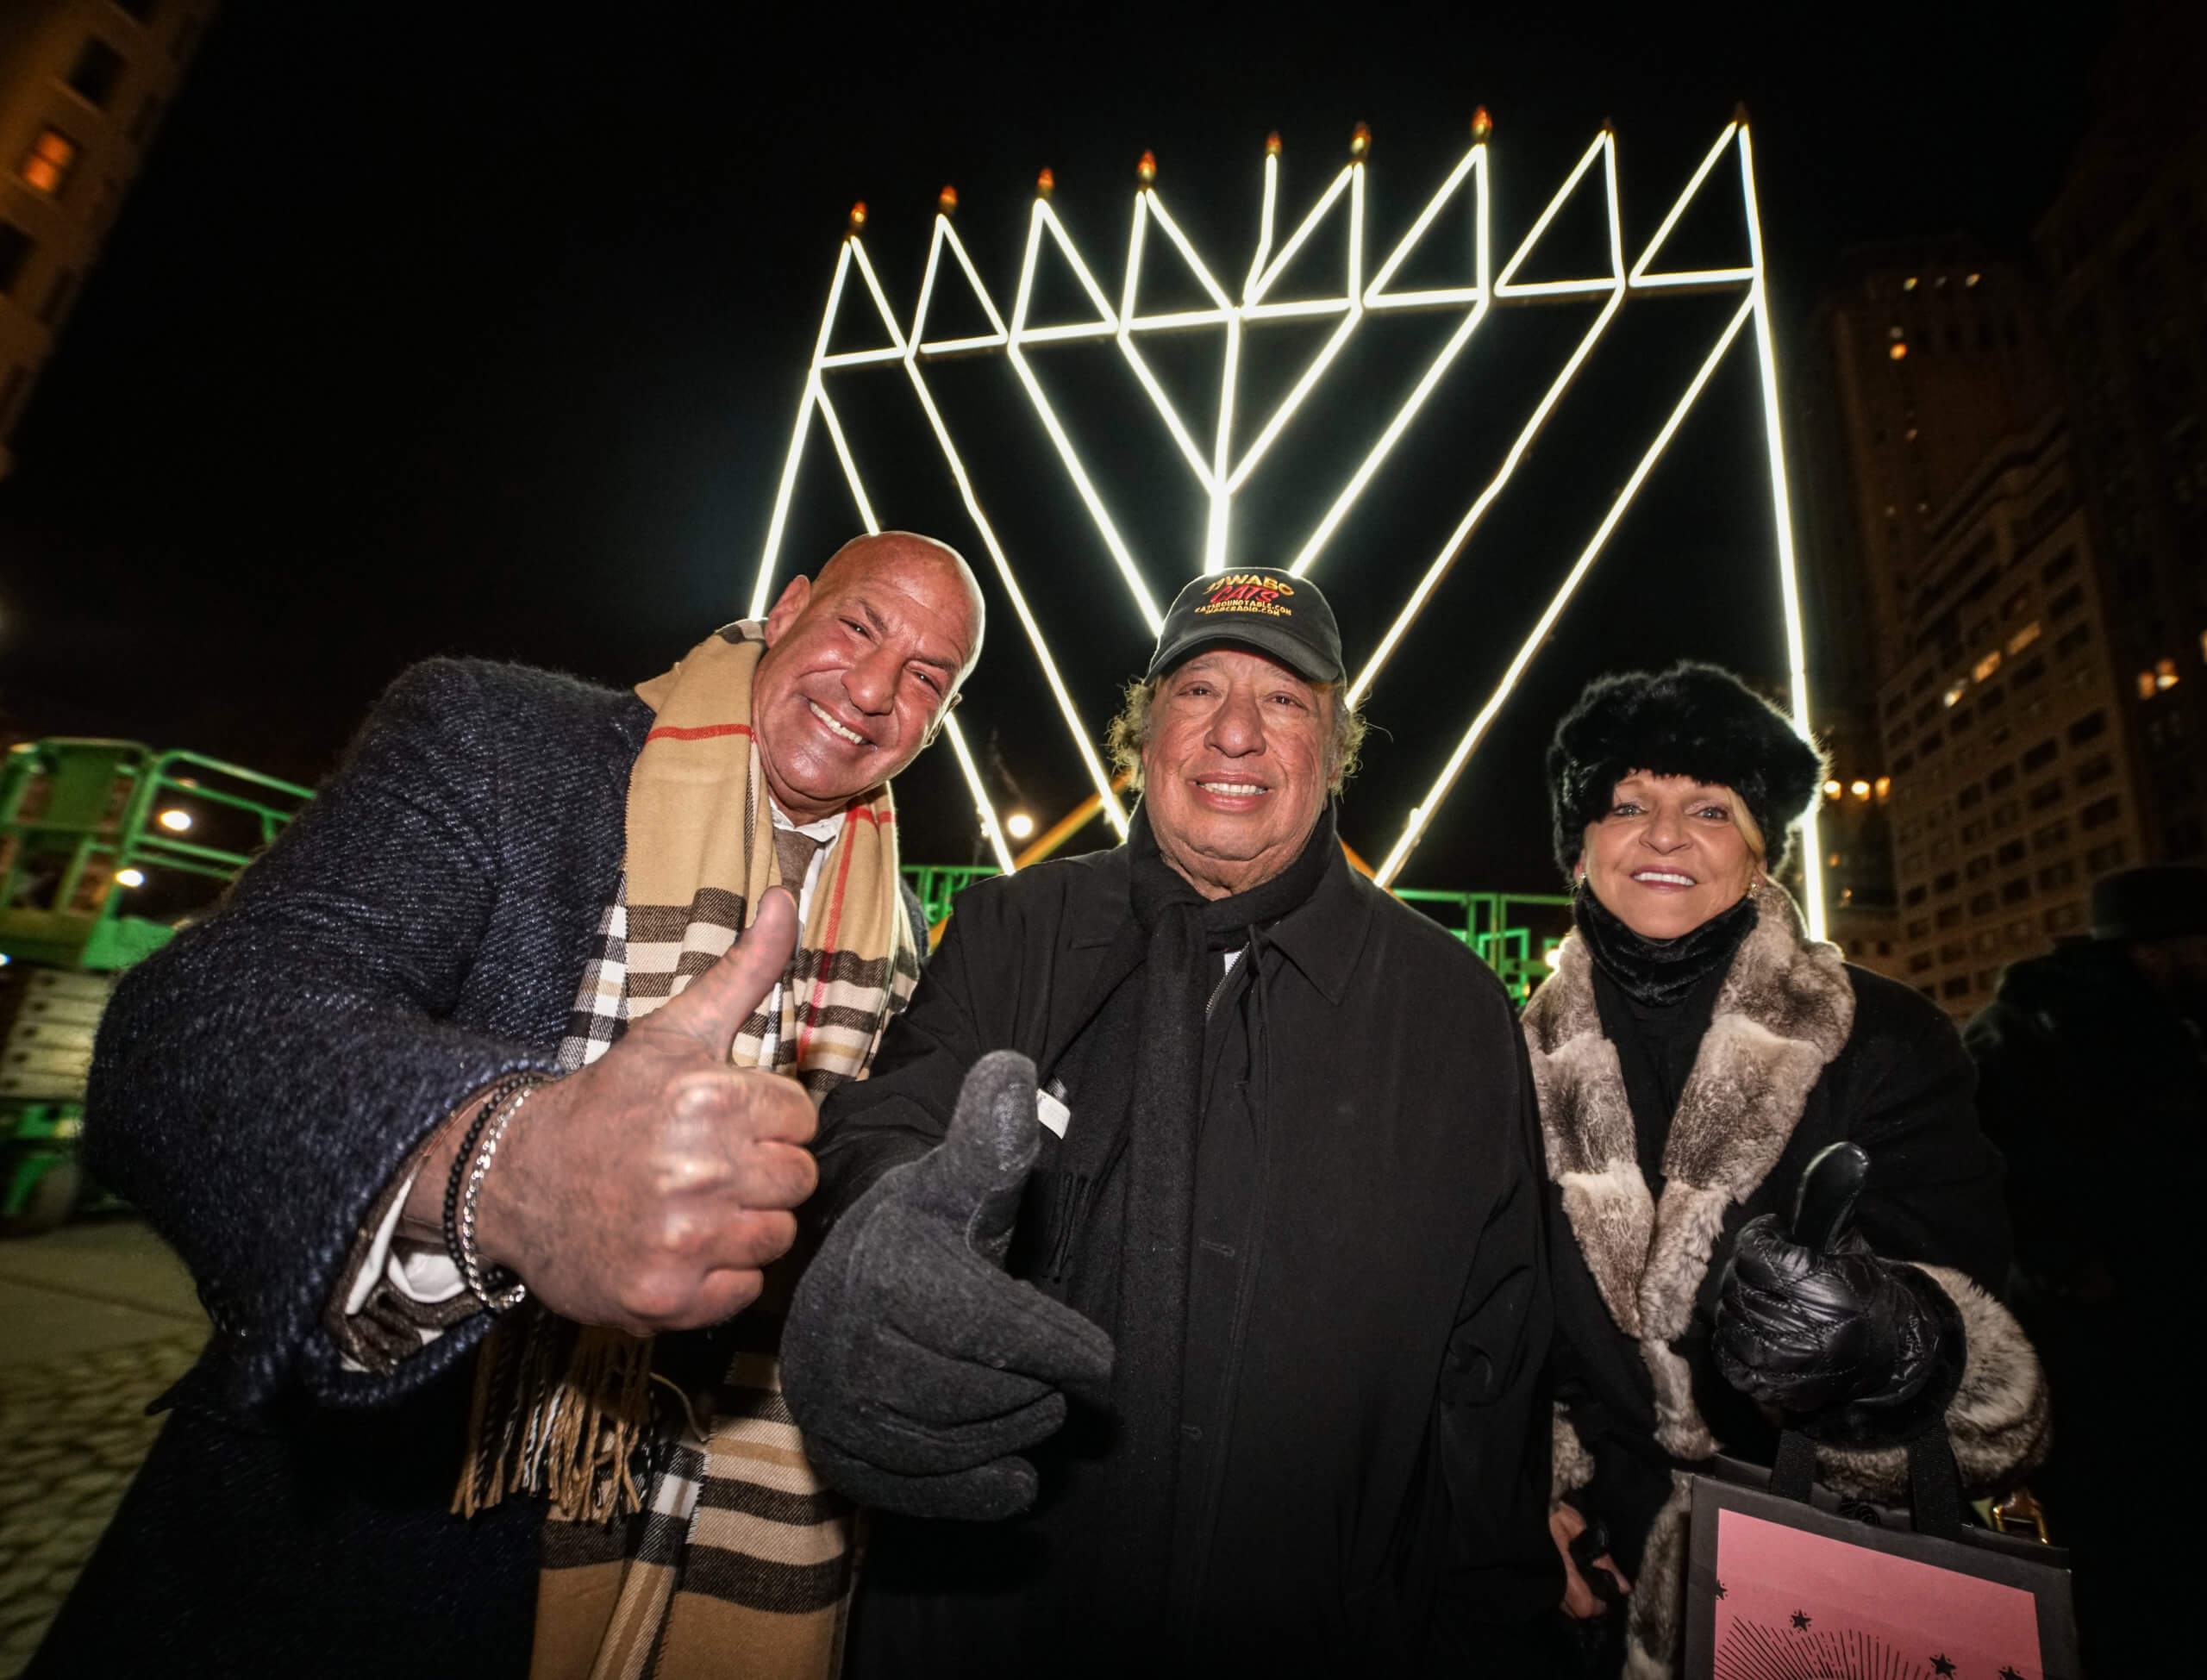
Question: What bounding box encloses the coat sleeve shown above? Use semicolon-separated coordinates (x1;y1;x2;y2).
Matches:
810;882;996;1227
84;660;562;1415
1426;1022;1565;1655
1820;991;2050;1497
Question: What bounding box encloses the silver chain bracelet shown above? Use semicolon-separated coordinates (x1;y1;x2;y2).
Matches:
455;1077;552;1311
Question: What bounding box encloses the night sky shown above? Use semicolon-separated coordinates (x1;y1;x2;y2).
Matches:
0;2;2122;892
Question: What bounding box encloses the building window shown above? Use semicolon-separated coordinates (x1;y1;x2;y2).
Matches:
2007;621;2042;656
0;221;32;293
2054;623;2092;661
1908;952;1935;974
2066;710;2106;746
2043;902;2085;934
2041;548;2077;584
1986;765;2016;794
2039;860;2077;890
2021;739;2058;772
2081;796;2121;829
1973;650;2003;682
1996;839;2028;867
2048;583;2085;619
2000;877;2033;905
1934;871;1959;896
1941;976;1973;1000
2013;657;2047;690
18;128;79;197
2027;779;2065;811
2075;754;2115;788
2006;918;2034;945
1906;919;1930;940
1968;890;1996;915
66;38;127;108
1904;884;1928;907
1991;800;2020;828
2033;819;2071;850
1966;853;1993;881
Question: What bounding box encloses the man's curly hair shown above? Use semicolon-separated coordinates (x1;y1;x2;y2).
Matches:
1106;674;1368;794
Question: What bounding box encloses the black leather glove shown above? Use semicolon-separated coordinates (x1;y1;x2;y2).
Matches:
781;1050;1115;1521
1713;1142;1955;1433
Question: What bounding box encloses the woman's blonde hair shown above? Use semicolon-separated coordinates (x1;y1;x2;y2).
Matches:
1729;791;1767;869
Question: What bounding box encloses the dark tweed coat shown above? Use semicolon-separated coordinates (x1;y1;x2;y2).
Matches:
37;659;654;1679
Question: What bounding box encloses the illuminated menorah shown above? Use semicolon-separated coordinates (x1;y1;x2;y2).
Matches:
750;111;1825;938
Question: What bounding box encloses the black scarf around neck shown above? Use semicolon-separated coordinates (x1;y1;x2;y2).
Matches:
1097;796;1339;1629
1573;881;1757;1009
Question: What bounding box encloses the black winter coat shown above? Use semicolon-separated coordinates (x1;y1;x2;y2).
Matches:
812;840;1562;1676
37;660;651;1680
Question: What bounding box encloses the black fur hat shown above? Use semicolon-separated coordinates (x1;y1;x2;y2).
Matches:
1547;661;1826;878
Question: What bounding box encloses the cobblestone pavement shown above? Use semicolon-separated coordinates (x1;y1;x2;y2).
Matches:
0;1322;201;1676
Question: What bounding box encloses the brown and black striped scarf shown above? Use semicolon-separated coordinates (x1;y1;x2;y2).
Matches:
457;621;919;1680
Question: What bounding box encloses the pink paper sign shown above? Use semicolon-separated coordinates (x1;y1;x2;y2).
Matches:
1712;1508;2041;1680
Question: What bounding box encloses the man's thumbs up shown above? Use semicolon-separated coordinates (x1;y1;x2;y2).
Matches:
782;1050;1116;1521
460;886;823;1333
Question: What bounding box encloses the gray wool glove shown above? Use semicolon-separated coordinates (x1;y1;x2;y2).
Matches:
781;1049;1116;1521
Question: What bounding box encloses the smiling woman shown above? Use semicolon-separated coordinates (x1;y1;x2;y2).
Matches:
1522;662;2046;1679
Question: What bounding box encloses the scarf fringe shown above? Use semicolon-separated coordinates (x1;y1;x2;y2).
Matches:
455;1311;656;1522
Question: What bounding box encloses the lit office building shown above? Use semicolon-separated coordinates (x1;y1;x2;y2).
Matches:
1877;414;2142;1019
2035;22;2207;865
0;0;214;478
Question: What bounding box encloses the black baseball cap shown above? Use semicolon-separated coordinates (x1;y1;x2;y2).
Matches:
1144;566;1346;685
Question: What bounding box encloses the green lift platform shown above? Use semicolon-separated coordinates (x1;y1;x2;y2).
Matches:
0;739;313;1234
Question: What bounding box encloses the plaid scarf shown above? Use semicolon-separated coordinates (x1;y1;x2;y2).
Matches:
454;621;919;1680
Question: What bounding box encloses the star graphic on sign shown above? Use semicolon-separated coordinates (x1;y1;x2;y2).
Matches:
1713;1582;1727;1600
1999;1669;2025;1680
1791;1610;1811;1631
1929;1658;1956;1677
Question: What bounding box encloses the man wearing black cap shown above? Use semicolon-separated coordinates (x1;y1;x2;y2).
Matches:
1966;864;2207;1673
782;567;1561;1674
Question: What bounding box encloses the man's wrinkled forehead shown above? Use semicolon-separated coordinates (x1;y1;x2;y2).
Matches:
811;541;984;678
1158;643;1322;692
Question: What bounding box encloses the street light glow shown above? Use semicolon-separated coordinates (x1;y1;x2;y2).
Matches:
115;868;146;888
1005;812;1036;840
158;809;192;832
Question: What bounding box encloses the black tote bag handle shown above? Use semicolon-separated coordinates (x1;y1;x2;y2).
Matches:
1769;1425;1966;1540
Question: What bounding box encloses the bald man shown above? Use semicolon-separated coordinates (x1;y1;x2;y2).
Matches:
36;535;985;1680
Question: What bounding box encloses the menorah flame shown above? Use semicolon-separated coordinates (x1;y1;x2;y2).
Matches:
752;114;1824;937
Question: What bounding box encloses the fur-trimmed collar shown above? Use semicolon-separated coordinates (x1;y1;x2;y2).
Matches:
1523;880;1854;1458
